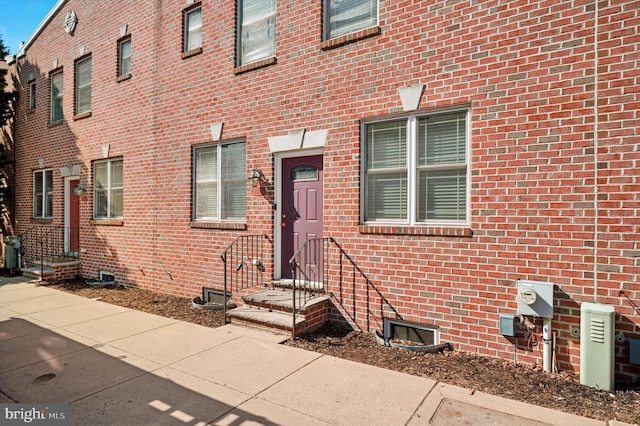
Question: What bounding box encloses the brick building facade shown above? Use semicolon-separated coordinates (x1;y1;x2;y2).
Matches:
8;0;639;383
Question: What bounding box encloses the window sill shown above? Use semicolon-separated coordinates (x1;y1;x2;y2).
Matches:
189;221;247;230
31;218;53;224
116;73;132;83
91;219;124;226
73;111;91;121
234;57;277;75
321;26;381;51
48;120;64;128
359;224;473;237
181;47;203;59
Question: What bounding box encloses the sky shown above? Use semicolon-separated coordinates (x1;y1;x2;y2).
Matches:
0;0;59;55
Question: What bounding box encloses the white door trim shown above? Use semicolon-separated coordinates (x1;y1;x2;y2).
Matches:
64;176;80;254
273;148;323;279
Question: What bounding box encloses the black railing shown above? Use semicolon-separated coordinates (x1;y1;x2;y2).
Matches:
220;234;270;323
20;226;80;277
290;236;398;338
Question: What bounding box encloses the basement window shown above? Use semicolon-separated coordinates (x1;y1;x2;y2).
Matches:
383;319;439;346
99;272;116;283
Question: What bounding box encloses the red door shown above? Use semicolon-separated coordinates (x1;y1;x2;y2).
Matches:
69;179;80;253
281;156;323;279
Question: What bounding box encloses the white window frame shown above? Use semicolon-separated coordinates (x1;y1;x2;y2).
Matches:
184;5;202;51
193;141;246;222
93;158;123;219
323;0;378;41
50;70;63;122
119;38;132;76
237;0;276;66
75;56;92;114
361;109;470;226
33;169;53;218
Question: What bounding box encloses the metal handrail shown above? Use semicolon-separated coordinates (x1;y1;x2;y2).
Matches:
20;225;80;278
290;236;398;338
220;234;270;324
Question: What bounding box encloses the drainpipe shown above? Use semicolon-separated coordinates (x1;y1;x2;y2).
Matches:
592;0;600;304
543;318;552;372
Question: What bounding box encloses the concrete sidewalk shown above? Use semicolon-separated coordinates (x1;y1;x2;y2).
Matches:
0;276;627;425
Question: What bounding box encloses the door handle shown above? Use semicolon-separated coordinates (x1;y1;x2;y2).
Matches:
281;222;286;228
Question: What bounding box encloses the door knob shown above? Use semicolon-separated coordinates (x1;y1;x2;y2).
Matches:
281;222;286;227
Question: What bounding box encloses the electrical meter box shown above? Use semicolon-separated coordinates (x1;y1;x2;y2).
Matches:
580;302;615;392
516;280;554;318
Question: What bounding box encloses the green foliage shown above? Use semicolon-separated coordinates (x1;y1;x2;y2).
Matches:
0;35;17;128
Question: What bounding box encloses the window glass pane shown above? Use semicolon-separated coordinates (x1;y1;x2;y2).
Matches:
366;120;406;169
120;39;131;75
29;83;36;110
34;172;43;217
44;170;53;217
418;112;466;166
240;0;276;64
365;172;407;220
327;0;377;39
111;160;123;188
195;146;218;220
95;162;107;189
186;8;202;50
418;169;466;221
95;190;107;217
51;72;63;121
111;188;123;218
221;142;246;219
76;57;91;113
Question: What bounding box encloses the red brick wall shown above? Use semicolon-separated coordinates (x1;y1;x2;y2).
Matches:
11;0;639;382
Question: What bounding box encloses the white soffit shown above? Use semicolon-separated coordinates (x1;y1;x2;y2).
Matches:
398;84;425;112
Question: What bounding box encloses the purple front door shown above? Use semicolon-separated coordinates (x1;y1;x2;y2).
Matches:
281;155;323;279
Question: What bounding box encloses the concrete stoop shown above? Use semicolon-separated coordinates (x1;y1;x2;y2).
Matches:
227;288;330;334
21;260;80;281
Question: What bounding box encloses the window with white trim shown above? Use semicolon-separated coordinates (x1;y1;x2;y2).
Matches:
193;141;246;221
119;38;132;76
29;82;36;110
238;0;276;66
184;5;202;51
33;170;53;218
324;0;377;40
75;56;92;114
50;70;63;122
94;159;123;219
362;111;468;224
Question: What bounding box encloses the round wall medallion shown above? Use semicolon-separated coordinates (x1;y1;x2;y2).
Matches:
64;10;77;34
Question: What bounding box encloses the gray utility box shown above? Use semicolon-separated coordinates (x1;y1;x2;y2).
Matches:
516;280;554;318
580;302;615;392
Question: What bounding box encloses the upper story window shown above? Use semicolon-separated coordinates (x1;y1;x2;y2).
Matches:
238;0;276;66
362;111;468;225
184;4;202;52
29;82;36;110
75;56;92;115
50;70;63;122
193;141;246;222
119;38;132;76
324;0;377;40
33;170;53;218
94;158;123;219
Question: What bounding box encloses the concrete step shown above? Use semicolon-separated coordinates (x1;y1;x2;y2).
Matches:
227;306;304;333
242;289;329;314
21;266;55;279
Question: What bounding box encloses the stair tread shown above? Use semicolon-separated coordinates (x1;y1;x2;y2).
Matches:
228;306;305;328
243;289;329;311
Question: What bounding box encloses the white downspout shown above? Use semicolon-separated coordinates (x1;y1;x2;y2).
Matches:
543;318;552;372
592;0;600;304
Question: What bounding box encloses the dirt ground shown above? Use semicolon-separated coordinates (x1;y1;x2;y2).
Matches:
44;280;640;424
